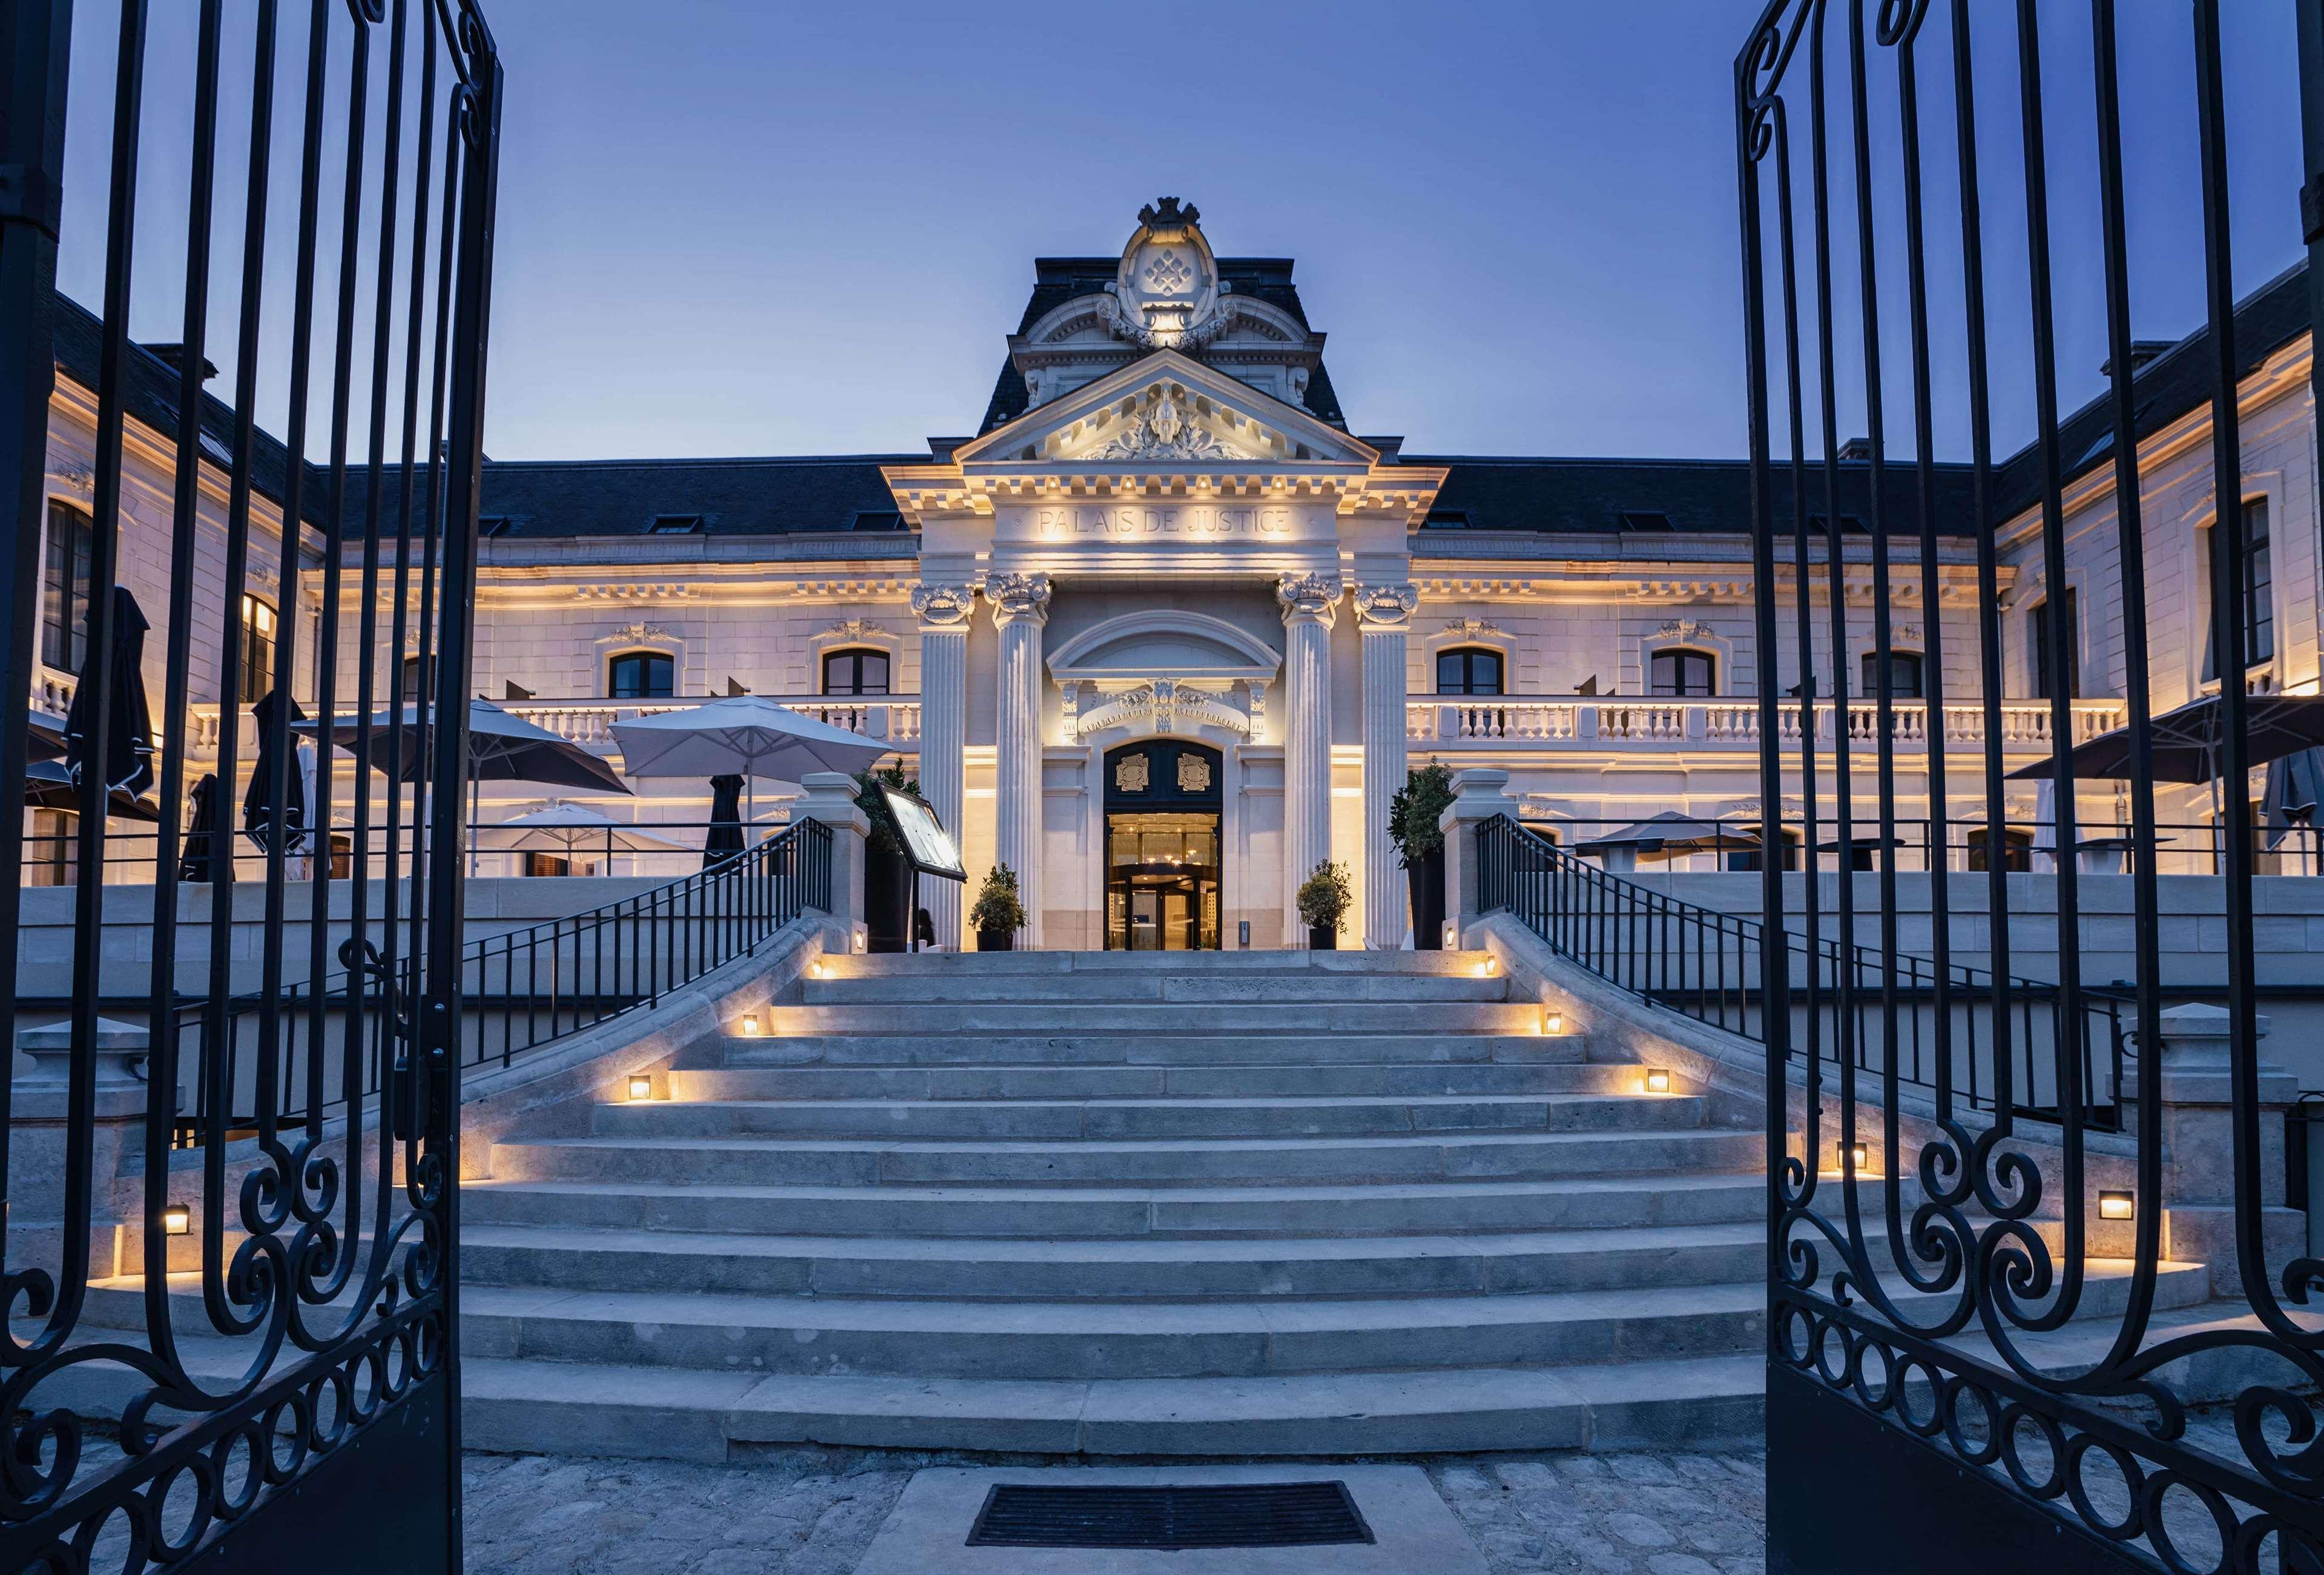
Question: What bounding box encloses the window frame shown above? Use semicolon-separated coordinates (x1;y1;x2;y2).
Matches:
1858;649;1924;700
239;592;279;703
2029;589;2079;700
41;498;94;674
607;650;676;700
820;647;892;697
1647;647;1717;698
1434;646;1505;697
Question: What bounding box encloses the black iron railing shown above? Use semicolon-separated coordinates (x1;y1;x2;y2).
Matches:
167;817;831;1146
1475;813;2127;1130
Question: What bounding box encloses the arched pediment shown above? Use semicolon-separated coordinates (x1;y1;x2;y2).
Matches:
1047;609;1281;685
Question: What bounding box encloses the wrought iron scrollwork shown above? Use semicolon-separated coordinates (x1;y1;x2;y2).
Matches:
1736;0;2324;1562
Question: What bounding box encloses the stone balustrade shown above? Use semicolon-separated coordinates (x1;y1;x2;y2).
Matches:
1407;695;2124;751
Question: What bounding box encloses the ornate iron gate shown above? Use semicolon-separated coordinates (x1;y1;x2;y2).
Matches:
1737;2;2324;1570
0;1;500;1568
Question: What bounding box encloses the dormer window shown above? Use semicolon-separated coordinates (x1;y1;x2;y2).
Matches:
650;515;702;535
1618;510;1671;532
476;515;513;538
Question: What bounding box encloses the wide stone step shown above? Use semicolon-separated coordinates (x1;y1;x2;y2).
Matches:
799;974;1509;1005
761;1002;1543;1036
487;1128;1769;1189
591;1093;1710;1143
713;1033;1585;1068
460;1174;1774;1240
456;1221;1783;1300
815;951;1498;979
451;1283;1772;1379
462;1355;1769;1459
666;1061;1641;1102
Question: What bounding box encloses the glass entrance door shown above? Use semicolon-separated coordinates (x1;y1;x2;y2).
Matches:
1106;811;1220;949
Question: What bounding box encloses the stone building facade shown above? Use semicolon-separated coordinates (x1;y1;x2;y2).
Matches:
30;202;2322;943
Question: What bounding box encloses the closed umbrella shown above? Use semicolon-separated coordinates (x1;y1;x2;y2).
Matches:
179;773;220;882
62;585;156;801
243;687;310;856
611;695;887;821
2263;746;2324;865
703;773;745;869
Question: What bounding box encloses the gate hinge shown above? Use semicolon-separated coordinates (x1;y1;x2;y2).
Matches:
2305;172;2324;246
0;166;62;240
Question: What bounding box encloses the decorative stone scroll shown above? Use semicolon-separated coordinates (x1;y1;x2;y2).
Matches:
1276;572;1344;627
1352;583;1420;628
910;581;978;629
987;572;1052;626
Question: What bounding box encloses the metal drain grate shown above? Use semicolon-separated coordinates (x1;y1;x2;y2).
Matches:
966;1481;1375;1550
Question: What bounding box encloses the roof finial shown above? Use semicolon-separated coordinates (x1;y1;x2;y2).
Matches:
1137;196;1198;229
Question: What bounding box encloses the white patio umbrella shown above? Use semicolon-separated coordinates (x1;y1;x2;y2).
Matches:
610;696;889;820
474;804;683;872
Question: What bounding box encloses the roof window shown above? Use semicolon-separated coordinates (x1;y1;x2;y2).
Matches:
1618;510;1671;532
650;514;703;534
477;515;514;538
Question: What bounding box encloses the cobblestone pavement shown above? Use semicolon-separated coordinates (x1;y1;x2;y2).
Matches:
460;1445;1769;1574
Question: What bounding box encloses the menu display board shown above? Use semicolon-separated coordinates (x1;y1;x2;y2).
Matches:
881;786;966;879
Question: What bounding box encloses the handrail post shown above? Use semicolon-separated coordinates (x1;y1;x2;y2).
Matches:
1438;768;1517;949
798;773;869;956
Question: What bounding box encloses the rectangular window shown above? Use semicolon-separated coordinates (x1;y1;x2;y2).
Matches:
608;652;675;699
41;500;93;673
1648;649;1716;697
2029;589;2078;699
239;595;278;703
1859;650;1924;699
822;650;892;696
1435;648;1504;696
2201;500;2273;681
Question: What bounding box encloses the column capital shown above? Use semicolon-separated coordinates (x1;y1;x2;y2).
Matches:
1352;583;1420;629
988;572;1053;627
910;581;979;631
1276;571;1344;627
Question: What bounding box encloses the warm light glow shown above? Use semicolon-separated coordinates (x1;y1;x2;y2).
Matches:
1645;1068;1671;1094
1544;1009;1565;1035
1844;1143;1869;1172
163;1203;191;1237
809;961;825;979
628;1074;653;1101
854;930;867;953
741;1012;761;1036
1484;956;1498;976
1475;962;1490;977
2099;1190;2135;1221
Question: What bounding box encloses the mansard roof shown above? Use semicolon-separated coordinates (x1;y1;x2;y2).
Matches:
47;293;329;529
1408;454;1979;538
978;256;1346;433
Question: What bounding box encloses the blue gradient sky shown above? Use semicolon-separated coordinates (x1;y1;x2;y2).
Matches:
51;1;2313;465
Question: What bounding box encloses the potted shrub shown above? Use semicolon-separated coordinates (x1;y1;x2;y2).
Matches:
1390;760;1457;950
970;863;1026;951
1296;860;1353;951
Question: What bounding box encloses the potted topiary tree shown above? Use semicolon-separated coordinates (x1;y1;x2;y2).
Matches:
1296;860;1353;951
1389;759;1457;950
970;863;1026;952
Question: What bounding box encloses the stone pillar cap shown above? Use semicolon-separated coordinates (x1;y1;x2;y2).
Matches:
2152;1002;2272;1040
18;1017;149;1054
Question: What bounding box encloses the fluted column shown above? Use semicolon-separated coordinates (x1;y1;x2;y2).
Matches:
1277;572;1341;947
989;572;1052;948
1355;583;1418;948
910;581;977;950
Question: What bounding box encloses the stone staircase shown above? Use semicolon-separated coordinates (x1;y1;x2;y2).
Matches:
449;948;1778;1459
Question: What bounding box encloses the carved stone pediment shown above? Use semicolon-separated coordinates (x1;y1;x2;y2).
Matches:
1039;379;1274;465
1072;678;1254;742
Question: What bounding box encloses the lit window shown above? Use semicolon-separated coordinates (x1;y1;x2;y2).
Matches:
2029;590;2079;699
1435;647;1503;696
1649;649;1716;697
608;651;674;699
239;594;278;702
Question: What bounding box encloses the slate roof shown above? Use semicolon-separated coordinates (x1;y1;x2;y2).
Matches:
976;256;1346;433
1406;454;1980;538
439;455;917;540
47;292;328;529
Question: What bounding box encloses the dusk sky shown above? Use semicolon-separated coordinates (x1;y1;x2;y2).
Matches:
52;1;2314;466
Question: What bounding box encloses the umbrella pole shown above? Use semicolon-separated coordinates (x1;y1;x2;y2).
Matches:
470;764;480;880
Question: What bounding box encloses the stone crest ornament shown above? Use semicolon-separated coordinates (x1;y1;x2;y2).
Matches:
1177;753;1212;793
910;581;977;629
1085;384;1250;462
1114;753;1150;793
1102;198;1234;350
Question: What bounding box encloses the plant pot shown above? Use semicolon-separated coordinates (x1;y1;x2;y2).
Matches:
1308;924;1338;951
1406;845;1446;950
976;926;1015;952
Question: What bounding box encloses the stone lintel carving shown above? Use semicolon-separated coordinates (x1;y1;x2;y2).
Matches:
1654;619;1718;641
988;572;1052;626
1073;679;1253;742
1440;617;1503;639
1276;572;1344;626
910;581;978;629
1352;583;1420;630
605;621;671;646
